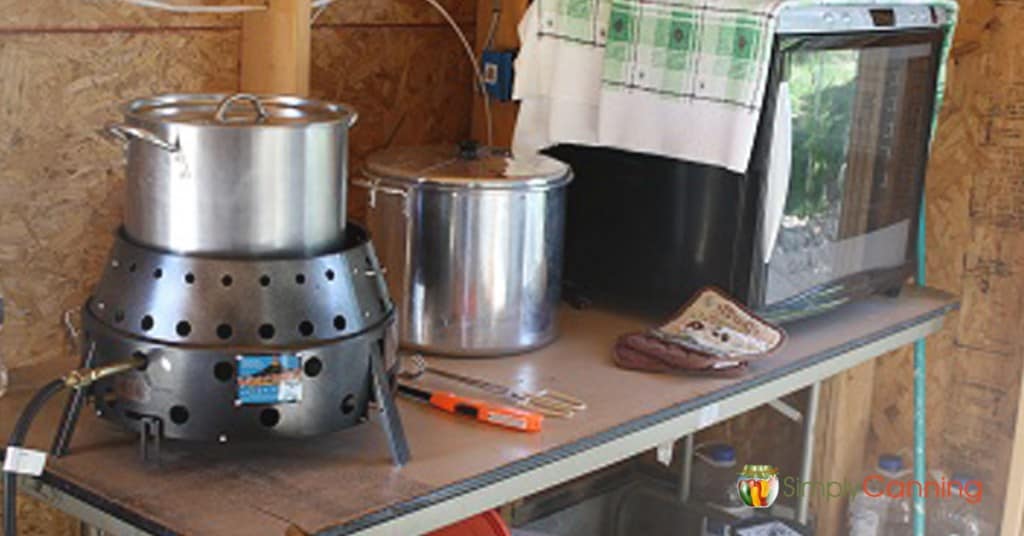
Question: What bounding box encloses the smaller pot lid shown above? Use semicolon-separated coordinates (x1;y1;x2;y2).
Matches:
364;144;572;189
124;93;356;127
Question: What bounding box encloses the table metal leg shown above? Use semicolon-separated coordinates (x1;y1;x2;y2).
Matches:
797;382;821;526
139;416;163;465
678;434;694;503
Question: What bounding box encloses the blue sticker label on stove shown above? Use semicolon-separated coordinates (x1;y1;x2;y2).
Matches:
236;354;303;405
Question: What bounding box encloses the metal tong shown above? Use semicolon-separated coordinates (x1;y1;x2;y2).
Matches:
400;354;586;418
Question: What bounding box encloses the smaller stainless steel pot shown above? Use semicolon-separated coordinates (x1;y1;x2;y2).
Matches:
359;145;572;356
108;93;357;257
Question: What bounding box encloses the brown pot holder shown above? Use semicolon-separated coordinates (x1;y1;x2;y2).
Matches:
613;287;786;377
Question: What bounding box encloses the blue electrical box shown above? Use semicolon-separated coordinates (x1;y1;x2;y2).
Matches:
482;49;515;102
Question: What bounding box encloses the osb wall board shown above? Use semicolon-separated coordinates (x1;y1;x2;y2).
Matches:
0;29;240;371
0;0;472;29
314;0;474;26
0;0;236;29
866;0;1024;530
0;27;238;535
0;24;473;374
0;4;474;533
310;25;475;223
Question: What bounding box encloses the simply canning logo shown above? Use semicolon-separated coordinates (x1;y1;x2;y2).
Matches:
737;465;780;508
779;474;984;504
737;465;983;507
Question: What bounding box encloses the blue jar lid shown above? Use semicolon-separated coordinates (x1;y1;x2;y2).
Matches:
708;444;736;463
878;454;904;472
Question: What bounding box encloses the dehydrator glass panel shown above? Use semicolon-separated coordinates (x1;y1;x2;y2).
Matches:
764;33;940;306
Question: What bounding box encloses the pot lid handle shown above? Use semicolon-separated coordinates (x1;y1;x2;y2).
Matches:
214;93;269;123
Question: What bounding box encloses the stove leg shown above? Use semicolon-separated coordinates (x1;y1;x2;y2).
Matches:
370;352;410;466
51;343;98;457
140;416;163;465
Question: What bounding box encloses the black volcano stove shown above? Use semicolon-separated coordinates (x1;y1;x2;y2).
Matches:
50;224;409;465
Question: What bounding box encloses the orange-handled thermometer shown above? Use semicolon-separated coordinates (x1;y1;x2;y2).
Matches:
397;383;543;432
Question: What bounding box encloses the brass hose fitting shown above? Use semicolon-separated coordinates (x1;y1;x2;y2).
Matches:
62;354;147;390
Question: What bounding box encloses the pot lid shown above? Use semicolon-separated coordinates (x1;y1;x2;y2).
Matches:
364;144;572;189
123;93;356;127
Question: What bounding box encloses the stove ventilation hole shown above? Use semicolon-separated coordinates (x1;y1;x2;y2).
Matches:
221;274;233;287
175;321;192;337
259;274;271;287
258;323;276;340
303;357;322;377
213;361;234;382
325;269;335;281
216;323;233;340
295;273;306;285
333;315;346;331
184;272;195;285
152;268;163;279
341;394;356;415
169;405;189;425
140;314;155;332
259;408;280;428
114;310;125;323
298;320;315;337
128;262;137;273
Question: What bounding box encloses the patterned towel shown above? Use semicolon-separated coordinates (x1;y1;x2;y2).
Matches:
513;0;957;173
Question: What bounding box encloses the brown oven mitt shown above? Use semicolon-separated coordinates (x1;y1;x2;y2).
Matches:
614;332;750;377
613;287;786;378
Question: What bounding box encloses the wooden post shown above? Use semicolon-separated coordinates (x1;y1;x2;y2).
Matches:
810;360;877;535
472;0;529;147
240;0;312;96
1001;363;1024;535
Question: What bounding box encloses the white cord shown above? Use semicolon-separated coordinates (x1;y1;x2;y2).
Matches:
421;0;494;147
484;9;501;51
120;0;334;25
118;0;267;13
310;0;334;24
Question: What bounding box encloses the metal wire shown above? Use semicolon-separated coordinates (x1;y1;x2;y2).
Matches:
420;0;494;147
117;0;266;14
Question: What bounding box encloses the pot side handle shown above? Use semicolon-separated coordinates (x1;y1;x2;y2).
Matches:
105;124;180;153
351;177;411;215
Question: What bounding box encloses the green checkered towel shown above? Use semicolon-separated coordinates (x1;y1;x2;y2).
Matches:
512;0;957;172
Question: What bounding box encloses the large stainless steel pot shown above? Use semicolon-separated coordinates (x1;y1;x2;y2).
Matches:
108;93;357;257
360;145;572;356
